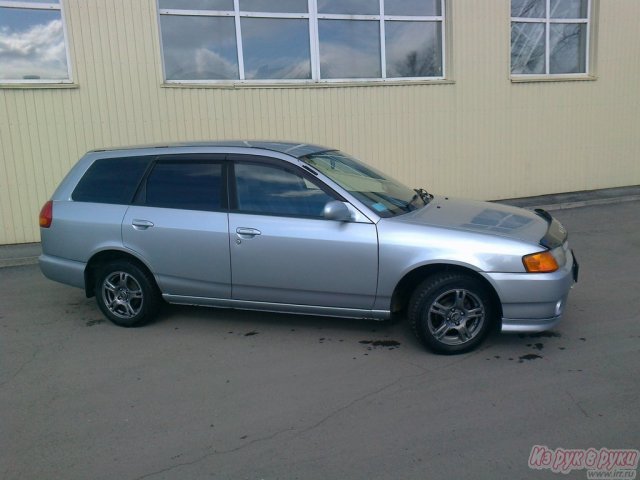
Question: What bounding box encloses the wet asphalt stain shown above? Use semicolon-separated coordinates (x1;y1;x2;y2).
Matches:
86;319;105;327
518;331;561;339
359;340;401;348
518;354;542;363
526;342;544;350
579;337;587;341
244;331;258;336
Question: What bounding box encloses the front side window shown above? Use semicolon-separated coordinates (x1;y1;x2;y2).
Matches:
511;0;591;76
0;0;72;83
234;163;335;218
157;0;445;83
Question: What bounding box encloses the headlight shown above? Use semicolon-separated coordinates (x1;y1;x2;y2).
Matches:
522;251;559;273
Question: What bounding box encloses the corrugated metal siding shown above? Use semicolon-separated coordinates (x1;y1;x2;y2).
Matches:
0;0;638;244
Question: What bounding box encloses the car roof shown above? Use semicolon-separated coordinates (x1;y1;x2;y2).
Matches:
89;141;332;159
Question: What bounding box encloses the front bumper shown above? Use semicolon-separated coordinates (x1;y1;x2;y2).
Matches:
483;249;577;333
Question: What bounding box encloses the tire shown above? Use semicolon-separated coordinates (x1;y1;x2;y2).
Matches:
94;260;160;327
409;273;495;354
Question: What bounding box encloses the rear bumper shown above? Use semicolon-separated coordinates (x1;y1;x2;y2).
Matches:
483;249;577;333
39;254;86;289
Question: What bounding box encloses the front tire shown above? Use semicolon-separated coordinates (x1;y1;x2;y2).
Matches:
409;273;495;354
95;260;160;327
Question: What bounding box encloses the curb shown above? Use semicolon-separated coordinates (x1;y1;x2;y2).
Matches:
526;194;640;212
0;257;40;268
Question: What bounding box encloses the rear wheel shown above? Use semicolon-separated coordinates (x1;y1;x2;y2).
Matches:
409;273;495;354
95;260;160;327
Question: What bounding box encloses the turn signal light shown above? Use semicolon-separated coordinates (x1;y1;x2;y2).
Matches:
39;200;53;228
522;251;559;273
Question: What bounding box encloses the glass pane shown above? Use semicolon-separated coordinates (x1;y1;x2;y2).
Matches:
0;7;69;80
239;0;307;13
317;0;379;15
385;21;442;77
146;163;223;211
158;0;233;10
72;157;153;205
511;22;545;74
384;0;441;16
511;0;545;18
241;18;311;79
550;0;588;18
235;164;333;218
160;15;238;80
318;20;381;79
303;150;427;218
550;23;587;73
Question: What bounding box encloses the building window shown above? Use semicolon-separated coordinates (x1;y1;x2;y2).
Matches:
0;0;72;83
511;0;591;76
157;0;445;83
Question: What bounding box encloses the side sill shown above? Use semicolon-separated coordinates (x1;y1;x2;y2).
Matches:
163;295;391;320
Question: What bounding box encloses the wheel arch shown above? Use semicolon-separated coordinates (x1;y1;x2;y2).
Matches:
390;263;503;322
84;249;156;298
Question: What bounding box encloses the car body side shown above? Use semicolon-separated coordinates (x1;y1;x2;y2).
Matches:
39;145;576;333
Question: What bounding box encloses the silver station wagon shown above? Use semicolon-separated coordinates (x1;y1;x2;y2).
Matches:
39;142;578;354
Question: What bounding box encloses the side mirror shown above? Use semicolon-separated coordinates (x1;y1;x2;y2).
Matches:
323;201;352;222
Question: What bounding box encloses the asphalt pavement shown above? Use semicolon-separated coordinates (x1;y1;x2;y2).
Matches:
1;197;639;480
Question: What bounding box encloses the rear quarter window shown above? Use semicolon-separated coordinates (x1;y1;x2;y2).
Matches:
72;156;153;204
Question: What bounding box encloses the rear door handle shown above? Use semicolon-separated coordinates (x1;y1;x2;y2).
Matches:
236;227;261;238
132;219;154;230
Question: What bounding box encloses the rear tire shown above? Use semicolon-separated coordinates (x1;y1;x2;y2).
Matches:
94;260;160;327
409;273;495;354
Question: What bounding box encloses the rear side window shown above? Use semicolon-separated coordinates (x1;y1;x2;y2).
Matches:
72;156;152;204
144;162;223;211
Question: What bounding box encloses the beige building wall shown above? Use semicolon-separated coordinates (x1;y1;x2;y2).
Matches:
1;0;639;245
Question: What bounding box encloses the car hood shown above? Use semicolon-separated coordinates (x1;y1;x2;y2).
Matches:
392;196;549;246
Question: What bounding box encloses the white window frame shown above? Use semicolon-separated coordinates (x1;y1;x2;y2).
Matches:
0;0;74;84
511;0;592;79
157;0;446;85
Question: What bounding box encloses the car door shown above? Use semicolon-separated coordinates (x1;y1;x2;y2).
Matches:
228;157;378;310
122;156;231;299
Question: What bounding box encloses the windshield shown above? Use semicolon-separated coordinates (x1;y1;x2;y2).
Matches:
301;150;428;218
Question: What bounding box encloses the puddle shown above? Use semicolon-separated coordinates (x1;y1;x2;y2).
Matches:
359;340;401;347
86;319;105;327
518;353;542;363
518;332;561;339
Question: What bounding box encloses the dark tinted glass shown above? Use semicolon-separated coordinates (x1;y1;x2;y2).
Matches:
72;156;152;204
234;163;333;217
145;162;222;211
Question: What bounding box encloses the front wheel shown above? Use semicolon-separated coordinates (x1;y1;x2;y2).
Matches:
95;260;160;327
409;273;495;354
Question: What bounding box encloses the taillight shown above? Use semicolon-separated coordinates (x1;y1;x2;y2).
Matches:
39;200;53;228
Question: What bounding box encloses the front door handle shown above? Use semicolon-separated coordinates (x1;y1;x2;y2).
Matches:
236;227;261;238
132;219;154;230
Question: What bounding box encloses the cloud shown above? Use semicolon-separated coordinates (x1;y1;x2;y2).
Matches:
0;18;69;79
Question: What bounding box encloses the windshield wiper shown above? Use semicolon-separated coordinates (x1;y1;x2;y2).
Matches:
413;188;433;204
